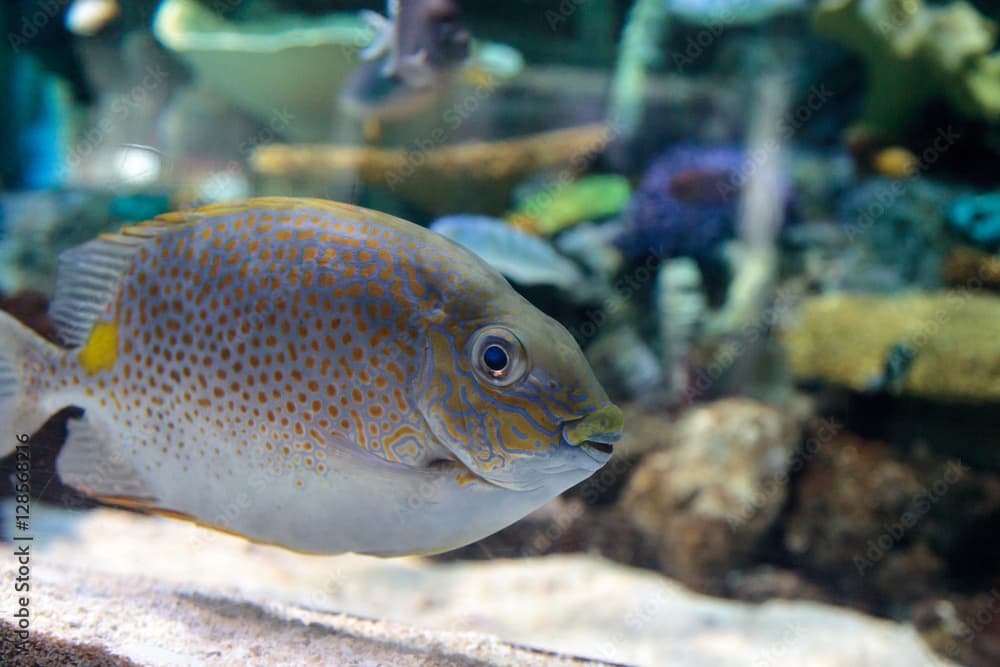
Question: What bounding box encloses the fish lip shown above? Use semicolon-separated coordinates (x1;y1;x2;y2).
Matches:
562;405;623;442
561;404;623;466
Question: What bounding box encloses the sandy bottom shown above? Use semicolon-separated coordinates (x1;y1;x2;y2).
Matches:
0;501;953;666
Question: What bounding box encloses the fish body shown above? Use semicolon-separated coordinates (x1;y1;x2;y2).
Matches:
0;197;621;556
361;0;469;89
429;215;585;291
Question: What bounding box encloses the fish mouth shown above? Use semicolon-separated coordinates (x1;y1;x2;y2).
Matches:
582;439;614;455
563;404;624;464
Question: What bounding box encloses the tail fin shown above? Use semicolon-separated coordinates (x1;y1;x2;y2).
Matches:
0;310;65;458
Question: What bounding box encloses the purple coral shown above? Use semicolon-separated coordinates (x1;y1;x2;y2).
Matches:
615;145;748;260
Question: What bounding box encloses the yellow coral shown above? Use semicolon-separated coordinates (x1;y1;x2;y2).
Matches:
782;292;1000;401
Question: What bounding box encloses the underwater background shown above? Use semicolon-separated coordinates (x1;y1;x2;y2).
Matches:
2;0;1000;665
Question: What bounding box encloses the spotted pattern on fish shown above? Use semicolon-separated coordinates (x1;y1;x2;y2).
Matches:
40;198;606;486
9;197;622;554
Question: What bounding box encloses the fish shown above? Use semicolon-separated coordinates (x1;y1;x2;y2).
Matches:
864;342;916;394
0;197;622;557
360;0;470;89
429;215;585;292
340;0;470;123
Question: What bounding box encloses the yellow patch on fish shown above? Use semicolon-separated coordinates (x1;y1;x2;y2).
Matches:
0;196;622;557
77;321;118;375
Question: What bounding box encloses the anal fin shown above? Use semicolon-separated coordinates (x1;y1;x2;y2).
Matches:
56;413;154;501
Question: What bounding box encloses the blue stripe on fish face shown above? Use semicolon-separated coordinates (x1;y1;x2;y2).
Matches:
413;310;613;489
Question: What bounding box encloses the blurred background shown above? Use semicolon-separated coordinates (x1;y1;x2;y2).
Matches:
2;1;1000;665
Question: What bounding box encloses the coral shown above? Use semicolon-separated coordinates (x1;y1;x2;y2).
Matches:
941;245;1000;290
656;257;707;398
832;176;957;291
614;145;746;259
153;0;370;141
621;399;801;593
948;192;1000;250
154;0;522;142
812;0;1000;137
509;175;631;236
782;291;1000;401
249;123;612;216
607;0;671;144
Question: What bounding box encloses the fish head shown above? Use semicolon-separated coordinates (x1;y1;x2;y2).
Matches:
413;262;622;493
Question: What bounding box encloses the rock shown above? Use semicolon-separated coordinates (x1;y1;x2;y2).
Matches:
781;431;999;605
0;503;955;666
941;245;1000;290
607;403;676;459
0;290;58;343
782;291;1000;401
723;565;828;604
621;399;801;592
913;592;1000;667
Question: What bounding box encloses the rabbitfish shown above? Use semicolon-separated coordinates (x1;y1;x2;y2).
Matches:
0;197;622;556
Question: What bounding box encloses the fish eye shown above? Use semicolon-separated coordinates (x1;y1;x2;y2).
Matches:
470;327;527;387
483;345;508;374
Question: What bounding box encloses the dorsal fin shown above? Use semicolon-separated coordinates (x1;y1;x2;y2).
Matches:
48;205;217;348
50;235;144;348
48;197;369;348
